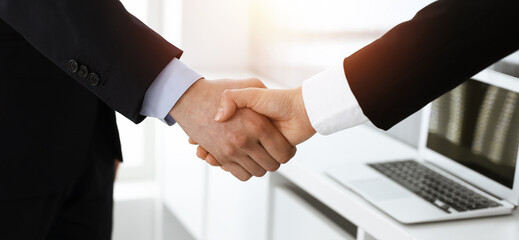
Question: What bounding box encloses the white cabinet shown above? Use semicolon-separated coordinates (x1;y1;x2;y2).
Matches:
159;125;359;240
204;168;270;240
270;186;355;240
160;124;272;240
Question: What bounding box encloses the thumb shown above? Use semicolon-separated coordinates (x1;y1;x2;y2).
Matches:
214;88;264;122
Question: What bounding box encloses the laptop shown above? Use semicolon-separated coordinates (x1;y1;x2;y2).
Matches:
326;68;519;224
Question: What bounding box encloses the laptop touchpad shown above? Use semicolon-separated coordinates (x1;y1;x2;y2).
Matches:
350;178;414;201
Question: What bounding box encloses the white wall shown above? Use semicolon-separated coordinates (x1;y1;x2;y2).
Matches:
180;0;251;71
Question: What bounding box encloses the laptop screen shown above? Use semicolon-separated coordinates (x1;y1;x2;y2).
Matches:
427;79;519;188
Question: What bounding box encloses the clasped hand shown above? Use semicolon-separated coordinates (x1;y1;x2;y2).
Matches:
181;79;316;181
170;78;298;181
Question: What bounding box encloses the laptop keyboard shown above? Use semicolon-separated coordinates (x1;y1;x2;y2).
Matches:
368;160;502;213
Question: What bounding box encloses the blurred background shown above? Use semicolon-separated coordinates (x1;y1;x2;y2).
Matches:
112;0;518;239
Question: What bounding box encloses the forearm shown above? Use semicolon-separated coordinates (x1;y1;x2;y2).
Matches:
344;0;519;130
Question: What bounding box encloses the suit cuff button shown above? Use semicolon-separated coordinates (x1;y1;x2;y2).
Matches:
68;60;78;73
78;65;89;79
88;73;100;86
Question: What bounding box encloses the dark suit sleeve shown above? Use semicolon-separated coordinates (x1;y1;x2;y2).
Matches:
344;0;519;130
0;0;182;123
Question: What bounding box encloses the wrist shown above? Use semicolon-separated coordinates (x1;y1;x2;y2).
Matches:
293;86;316;137
169;77;206;121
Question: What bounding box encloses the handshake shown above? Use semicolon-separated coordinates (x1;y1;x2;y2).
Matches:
170;78;317;181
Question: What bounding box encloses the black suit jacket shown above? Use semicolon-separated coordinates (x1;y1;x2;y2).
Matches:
0;0;181;199
344;0;519;130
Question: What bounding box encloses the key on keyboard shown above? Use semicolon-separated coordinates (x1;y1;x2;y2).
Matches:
368;160;501;213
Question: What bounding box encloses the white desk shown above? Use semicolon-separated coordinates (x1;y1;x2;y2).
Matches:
278;125;519;240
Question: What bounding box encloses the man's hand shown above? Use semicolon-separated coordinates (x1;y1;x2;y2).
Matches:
170;78;296;181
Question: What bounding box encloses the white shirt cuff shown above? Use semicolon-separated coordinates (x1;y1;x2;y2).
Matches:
302;62;369;135
140;58;202;125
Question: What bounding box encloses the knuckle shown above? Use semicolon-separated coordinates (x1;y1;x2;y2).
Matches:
196;151;204;159
207;158;219;166
249;119;267;135
256;169;267;177
222;145;237;157
231;168;253;181
222;89;233;98
196;146;207;156
267;162;281;172
251;167;267;177
277;149;295;164
279;155;291;164
220;164;229;172
248;78;265;88
230;134;249;149
240;174;252;181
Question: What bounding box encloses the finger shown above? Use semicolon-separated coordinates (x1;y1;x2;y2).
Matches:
188;138;198;145
205;153;221;166
234;155;267;177
247;143;280;172
247;78;266;88
259;123;297;164
196;146;209;160
225;162;253;181
214;89;239;122
215;88;264;122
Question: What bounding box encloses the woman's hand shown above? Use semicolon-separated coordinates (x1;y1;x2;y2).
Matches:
215;86;316;146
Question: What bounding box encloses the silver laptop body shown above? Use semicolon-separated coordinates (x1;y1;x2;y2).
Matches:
326;68;519;224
